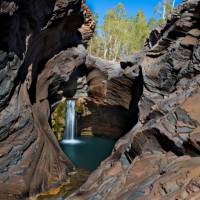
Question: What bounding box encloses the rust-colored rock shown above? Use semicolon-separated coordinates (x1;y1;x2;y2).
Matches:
76;56;142;138
67;0;200;200
0;0;94;199
1;0;200;199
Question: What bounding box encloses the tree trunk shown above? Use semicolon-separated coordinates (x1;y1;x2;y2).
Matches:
162;0;166;20
172;0;176;8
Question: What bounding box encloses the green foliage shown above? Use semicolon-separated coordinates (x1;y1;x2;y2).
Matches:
89;2;176;61
52;100;66;140
148;17;158;30
89;3;151;61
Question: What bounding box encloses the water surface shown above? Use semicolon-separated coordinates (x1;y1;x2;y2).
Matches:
60;136;116;171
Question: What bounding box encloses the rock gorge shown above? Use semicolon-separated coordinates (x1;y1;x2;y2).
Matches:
0;0;200;200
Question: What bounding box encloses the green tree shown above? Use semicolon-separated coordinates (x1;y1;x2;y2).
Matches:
130;11;150;51
101;3;129;60
89;3;150;61
148;17;158;30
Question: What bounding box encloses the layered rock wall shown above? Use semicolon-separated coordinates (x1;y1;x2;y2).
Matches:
67;1;200;199
0;0;200;199
0;0;93;199
77;56;143;138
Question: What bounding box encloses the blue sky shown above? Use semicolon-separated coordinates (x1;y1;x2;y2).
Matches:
86;0;182;25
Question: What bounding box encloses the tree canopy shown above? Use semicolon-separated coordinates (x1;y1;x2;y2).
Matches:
89;2;176;61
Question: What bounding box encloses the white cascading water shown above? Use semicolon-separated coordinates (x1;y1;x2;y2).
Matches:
63;100;76;141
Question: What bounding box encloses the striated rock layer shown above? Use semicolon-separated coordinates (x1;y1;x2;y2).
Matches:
0;0;94;199
1;0;200;199
77;56;142;138
67;0;200;199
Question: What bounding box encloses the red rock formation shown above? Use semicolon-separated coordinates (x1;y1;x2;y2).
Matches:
0;0;94;199
1;0;200;199
76;56;142;138
66;0;200;199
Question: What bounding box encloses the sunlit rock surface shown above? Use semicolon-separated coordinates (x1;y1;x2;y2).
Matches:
66;1;200;199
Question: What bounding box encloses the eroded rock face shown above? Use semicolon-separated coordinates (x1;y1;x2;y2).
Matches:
1;0;200;199
66;1;200;199
0;0;94;199
77;56;143;138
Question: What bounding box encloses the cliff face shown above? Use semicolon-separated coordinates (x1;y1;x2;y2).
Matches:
66;1;200;199
0;0;94;199
0;0;136;198
77;56;142;138
1;0;200;199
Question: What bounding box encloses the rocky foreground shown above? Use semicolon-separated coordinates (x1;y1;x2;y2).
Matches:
0;0;200;199
67;0;200;199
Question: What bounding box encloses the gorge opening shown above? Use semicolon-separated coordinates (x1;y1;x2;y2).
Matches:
59;99;116;171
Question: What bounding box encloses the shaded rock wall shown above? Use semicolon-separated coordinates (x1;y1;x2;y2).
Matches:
0;0;94;199
66;1;200;199
77;56;143;138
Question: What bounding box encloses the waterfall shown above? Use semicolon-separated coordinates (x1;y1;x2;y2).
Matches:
63;100;76;140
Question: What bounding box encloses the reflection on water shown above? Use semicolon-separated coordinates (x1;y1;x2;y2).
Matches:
61;139;82;144
60;136;116;171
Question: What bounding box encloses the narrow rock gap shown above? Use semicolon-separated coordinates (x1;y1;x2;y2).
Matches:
154;128;184;156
